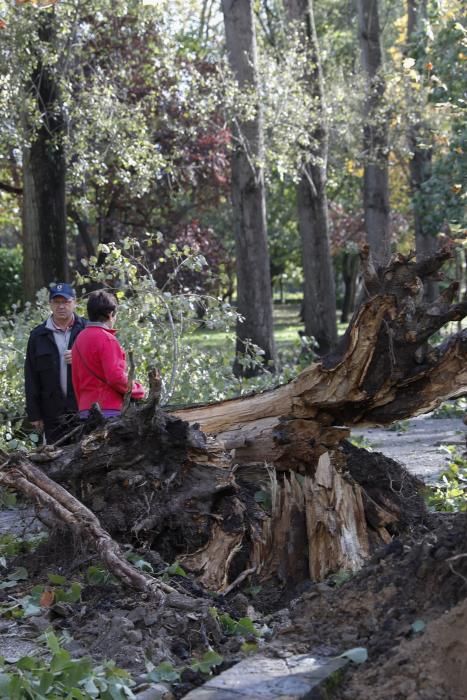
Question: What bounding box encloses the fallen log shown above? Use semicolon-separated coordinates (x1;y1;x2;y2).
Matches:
174;247;467;467
1;246;465;591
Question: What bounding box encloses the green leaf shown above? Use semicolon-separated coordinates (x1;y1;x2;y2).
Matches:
48;573;66;585
38;671;54;694
411;619;426;633
83;676;99;695
0;579;21;590
21;599;42;617
62;658;93;687
16;657;40;671
125;552;153;573
45;632;60;654
10;566;28;581
218;612;238;634
237;617;259;637
166;562;187;577
132;559;154;573
190;650;223;675
55;581;82;603
147;661;181;683
338;647;368;664
31;585;46;598
0;673;12;695
68;582;82;603
86;566;110;585
50;648;71;673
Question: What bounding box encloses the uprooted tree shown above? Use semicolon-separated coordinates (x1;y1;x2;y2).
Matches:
1;245;466;599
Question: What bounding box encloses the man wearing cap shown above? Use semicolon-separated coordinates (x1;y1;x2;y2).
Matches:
25;283;86;443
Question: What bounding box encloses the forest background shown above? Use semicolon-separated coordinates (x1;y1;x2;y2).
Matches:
0;0;465;448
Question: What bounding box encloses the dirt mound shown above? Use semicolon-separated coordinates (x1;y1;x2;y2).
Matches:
2;430;466;698
261;511;467;700
339;598;467;700
3;537;256;698
5;511;466;699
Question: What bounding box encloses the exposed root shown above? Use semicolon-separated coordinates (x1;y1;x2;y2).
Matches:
0;455;176;600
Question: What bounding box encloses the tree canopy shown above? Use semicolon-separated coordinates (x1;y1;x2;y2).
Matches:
0;0;464;353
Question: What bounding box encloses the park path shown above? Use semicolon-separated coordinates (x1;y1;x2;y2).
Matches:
353;413;466;483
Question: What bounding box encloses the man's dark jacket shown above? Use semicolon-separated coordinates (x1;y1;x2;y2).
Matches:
25;315;86;427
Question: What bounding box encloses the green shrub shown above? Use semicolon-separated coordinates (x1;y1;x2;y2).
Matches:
427;448;467;512
0;246;22;315
431;398;467;419
0;631;135;699
0;237;289;452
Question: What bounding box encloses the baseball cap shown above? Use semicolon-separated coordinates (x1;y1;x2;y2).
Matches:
49;283;76;300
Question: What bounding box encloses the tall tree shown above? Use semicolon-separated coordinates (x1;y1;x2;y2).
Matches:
357;0;391;267
284;0;337;355
222;0;276;376
22;7;68;300
406;0;437;301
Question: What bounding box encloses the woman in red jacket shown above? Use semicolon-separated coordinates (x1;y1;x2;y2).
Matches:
72;290;145;418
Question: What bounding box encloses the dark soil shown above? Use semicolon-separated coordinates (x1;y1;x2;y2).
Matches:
2;441;467;699
264;511;467;700
2;511;466;699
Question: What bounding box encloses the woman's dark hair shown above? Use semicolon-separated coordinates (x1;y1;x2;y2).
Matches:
87;290;117;322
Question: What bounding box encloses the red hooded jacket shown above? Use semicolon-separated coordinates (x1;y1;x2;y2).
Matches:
71;325;145;412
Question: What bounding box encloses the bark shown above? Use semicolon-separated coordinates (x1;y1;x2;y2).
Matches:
176;248;467;453
222;0;277;376
340;249;360;323
357;0;390;267
284;0;338;355
406;0;438;302
22;10;67;300
69;208;95;259
3;247;466;590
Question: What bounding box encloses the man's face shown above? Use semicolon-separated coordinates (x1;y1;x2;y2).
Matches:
50;296;76;324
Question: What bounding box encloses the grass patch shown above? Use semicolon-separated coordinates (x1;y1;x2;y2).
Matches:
190;303;348;365
431;398;467;419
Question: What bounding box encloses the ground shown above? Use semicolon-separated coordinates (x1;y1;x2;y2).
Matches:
0;411;466;699
353;413;466;484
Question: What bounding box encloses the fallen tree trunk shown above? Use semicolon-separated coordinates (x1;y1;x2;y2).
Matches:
174;246;467;467
2;246;466;590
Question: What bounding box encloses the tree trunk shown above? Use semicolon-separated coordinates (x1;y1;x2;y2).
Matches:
3;247;466;591
22;10;67;301
340;249;360;323
357;0;390;268
284;0;338;355
69;208;96;261
406;0;438;302
222;0;277;377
